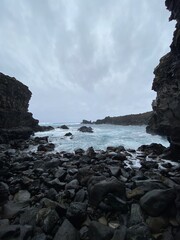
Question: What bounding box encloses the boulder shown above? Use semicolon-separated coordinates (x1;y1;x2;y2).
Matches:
78;126;93;133
88;176;126;207
138;143;166;155
37;143;55;152
140;189;176;217
66;202;87;228
59;125;69;129
64;132;73;137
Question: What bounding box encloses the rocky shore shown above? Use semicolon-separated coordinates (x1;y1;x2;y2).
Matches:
0;137;180;240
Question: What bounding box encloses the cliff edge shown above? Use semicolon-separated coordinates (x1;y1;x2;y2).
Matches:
0;73;39;143
147;0;180;158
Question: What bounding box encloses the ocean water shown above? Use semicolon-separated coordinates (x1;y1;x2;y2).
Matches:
33;123;169;152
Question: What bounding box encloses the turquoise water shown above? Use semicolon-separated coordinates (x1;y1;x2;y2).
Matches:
33;123;169;152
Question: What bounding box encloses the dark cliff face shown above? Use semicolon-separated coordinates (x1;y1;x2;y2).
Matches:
147;0;180;158
0;73;39;142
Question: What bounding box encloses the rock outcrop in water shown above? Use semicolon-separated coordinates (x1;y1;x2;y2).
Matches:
147;0;180;159
0;73;39;143
91;112;152;125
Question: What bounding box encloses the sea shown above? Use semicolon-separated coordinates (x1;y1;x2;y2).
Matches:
33;123;169;153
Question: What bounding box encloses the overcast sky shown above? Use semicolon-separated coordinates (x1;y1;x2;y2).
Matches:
0;0;175;123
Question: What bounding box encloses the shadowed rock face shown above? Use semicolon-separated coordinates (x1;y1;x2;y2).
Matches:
0;73;39;143
147;0;180;158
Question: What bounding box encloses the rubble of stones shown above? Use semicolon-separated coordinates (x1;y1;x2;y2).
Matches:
0;137;180;240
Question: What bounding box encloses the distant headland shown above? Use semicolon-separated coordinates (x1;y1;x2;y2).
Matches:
81;111;152;126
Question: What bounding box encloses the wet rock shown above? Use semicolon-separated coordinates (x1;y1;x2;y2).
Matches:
53;219;80;240
86;147;96;158
88;176;126;207
78;126;93;133
59;125;69;129
38;126;54;132
66;202;87;228
112;153;127;161
74;148;85;155
64;132;73;137
34;136;48;144
140;189;176;217
37;143;55;152
140;161;159;170
88;221;114;240
138;143;166;155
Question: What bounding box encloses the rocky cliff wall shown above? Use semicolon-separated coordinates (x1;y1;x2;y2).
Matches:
0;73;39;143
147;0;180;158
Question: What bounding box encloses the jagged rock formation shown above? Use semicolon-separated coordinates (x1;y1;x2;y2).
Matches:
147;0;180;159
0;73;39;143
92;112;152;125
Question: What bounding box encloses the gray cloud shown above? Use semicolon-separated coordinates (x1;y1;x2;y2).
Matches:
0;0;175;122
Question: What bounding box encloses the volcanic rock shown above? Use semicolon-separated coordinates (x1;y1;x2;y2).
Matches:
147;0;180;160
140;188;176;217
88;176;126;207
78;126;93;133
88;221;114;240
0;73;39;143
59;125;69;129
53;219;80;240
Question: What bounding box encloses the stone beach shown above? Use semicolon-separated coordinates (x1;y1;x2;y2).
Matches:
0;138;180;240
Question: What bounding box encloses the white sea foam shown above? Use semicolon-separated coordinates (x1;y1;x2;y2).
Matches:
33;124;169;153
